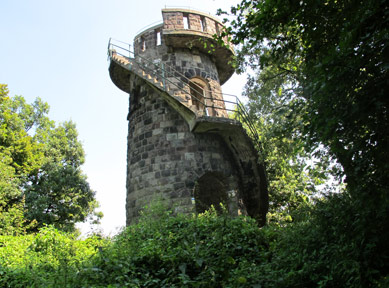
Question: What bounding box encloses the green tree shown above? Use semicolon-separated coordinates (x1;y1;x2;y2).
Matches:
219;0;389;284
0;84;39;235
25;121;101;232
229;42;335;224
0;151;35;235
0;87;44;176
221;0;388;198
0;84;101;233
236;61;336;223
253;111;334;224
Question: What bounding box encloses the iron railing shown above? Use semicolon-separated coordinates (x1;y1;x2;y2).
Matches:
135;21;163;36
107;38;261;149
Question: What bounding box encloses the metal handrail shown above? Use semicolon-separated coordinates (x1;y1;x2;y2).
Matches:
107;38;262;150
163;5;216;16
109;38;225;106
108;38;216;108
135;21;163;36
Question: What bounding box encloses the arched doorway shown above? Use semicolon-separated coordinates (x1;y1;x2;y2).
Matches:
189;78;214;116
193;172;228;213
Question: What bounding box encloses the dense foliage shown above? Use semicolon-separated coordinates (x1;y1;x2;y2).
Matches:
0;226;106;288
1;1;388;287
248;103;334;224
1;203;388;287
219;0;388;201
216;0;389;286
0;84;101;233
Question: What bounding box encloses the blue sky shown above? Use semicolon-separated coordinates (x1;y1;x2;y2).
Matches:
1;0;246;235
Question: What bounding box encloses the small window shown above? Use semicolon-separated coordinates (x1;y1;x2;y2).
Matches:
215;23;220;36
156;30;161;46
130;85;141;113
183;14;189;29
200;17;206;32
141;37;146;51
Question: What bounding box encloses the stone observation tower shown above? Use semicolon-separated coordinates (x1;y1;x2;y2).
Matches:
108;8;269;226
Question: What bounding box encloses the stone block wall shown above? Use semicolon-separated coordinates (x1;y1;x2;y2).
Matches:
207;79;228;118
126;75;242;224
135;10;229;57
108;8;268;227
161;49;227;117
204;17;217;35
161;9;225;37
133;23;227;118
162;12;184;30
134;24;166;57
188;13;202;31
123;8;243;224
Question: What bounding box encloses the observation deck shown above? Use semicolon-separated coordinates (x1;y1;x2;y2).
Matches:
133;8;235;85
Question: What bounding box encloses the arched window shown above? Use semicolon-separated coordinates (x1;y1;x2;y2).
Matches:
189;80;205;113
189;78;214;116
193;172;228;213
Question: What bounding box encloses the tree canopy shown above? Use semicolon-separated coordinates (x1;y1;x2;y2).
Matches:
220;0;388;199
217;0;388;285
0;84;101;234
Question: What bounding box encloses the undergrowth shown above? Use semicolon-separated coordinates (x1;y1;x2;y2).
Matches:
1;197;388;287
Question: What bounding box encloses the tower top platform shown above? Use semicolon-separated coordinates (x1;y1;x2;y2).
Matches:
134;8;235;84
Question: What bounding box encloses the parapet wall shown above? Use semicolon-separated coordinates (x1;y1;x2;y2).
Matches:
134;9;229;56
162;9;225;36
133;8;234;85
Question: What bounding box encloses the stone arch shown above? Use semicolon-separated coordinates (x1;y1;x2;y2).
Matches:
189;77;215;116
193;171;229;213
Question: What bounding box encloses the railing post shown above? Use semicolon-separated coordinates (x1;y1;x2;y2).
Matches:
107;38;112;60
107;38;111;52
161;62;166;91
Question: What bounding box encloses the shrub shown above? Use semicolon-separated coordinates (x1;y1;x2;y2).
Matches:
77;205;271;287
1;198;387;287
0;226;106;288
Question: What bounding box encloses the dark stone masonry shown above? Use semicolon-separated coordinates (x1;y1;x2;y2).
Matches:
126;78;241;222
108;8;269;226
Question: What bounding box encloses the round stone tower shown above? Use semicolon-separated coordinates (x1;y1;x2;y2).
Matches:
108;8;268;226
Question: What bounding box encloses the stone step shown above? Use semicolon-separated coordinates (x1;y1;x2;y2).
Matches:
113;56;167;91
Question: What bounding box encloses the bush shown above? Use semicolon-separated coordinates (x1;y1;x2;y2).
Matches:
1;199;387;287
77;205;272;287
263;192;389;287
0;226;106;288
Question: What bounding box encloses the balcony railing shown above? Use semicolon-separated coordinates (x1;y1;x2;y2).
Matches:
107;38;262;151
